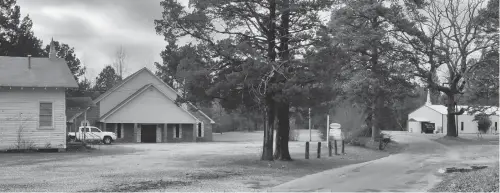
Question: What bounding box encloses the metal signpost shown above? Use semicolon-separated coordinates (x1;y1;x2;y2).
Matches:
329;123;342;155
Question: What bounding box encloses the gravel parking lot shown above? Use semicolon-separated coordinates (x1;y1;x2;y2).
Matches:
0;130;393;192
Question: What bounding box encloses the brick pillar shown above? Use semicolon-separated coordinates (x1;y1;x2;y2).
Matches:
134;123;141;143
193;123;197;142
164;124;168;142
156;124;161;143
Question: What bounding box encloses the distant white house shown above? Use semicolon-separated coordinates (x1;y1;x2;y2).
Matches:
0;40;78;151
408;91;499;134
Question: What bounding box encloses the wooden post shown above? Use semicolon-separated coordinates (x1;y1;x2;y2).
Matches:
334;139;338;155
305;142;309;159
317;142;321;158
328;141;332;157
342;140;345;154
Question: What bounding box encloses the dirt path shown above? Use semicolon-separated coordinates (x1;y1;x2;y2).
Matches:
271;132;499;192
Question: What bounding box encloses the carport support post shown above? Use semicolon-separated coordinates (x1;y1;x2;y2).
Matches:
156;124;162;143
134;123;140;143
192;123;197;142
164;123;168;143
305;142;309;159
103;121;107;132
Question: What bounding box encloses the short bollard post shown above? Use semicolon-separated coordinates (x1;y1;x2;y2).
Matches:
305;142;309;159
334;139;338;155
328;141;332;157
342;140;345;154
317;142;321;158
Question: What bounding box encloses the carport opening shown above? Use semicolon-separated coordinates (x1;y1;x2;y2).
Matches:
141;125;157;143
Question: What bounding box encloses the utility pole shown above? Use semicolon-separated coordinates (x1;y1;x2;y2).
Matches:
326;115;330;144
309;108;311;141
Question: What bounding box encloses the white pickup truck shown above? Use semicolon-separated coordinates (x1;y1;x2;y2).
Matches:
68;126;117;144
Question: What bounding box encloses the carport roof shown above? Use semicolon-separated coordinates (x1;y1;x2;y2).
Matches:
99;83;200;123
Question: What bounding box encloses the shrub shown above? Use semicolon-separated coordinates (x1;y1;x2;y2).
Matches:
289;117;300;141
318;102;367;142
344;126;371;146
473;113;492;133
289;128;299;141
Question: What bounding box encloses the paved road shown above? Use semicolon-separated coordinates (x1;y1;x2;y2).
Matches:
270;132;468;192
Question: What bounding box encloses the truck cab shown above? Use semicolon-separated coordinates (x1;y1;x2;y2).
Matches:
68;126;117;144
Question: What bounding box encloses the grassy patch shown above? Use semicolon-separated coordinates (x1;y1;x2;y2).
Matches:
430;163;499;192
432;135;499;146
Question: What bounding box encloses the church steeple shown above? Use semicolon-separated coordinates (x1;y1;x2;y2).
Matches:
49;37;56;59
426;89;432;106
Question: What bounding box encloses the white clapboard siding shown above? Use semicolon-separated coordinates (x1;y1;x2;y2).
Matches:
0;88;66;150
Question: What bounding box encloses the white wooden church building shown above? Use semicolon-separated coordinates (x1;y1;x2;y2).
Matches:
408;92;499;134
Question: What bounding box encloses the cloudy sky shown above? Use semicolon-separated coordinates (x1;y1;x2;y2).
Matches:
17;0;189;81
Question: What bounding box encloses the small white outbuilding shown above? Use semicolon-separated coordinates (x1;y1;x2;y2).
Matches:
408;91;499;134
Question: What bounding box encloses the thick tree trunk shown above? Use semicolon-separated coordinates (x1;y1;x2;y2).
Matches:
371;91;383;140
446;93;458;137
370;100;379;141
274;101;292;160
261;0;277;161
261;93;275;160
365;109;373;137
273;0;292;161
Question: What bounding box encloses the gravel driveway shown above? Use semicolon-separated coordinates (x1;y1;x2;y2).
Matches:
0;130;392;192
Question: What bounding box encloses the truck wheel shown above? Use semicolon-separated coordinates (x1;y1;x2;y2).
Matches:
103;137;112;145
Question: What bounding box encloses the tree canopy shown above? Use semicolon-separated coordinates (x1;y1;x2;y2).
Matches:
0;0;44;57
155;0;345;160
94;65;122;92
43;40;85;81
396;0;498;136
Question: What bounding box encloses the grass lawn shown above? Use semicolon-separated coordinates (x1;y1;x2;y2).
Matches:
430;162;499;192
431;134;499;146
427;134;499;192
0;130;393;192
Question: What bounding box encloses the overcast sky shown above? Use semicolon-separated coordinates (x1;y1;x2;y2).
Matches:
17;0;191;81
